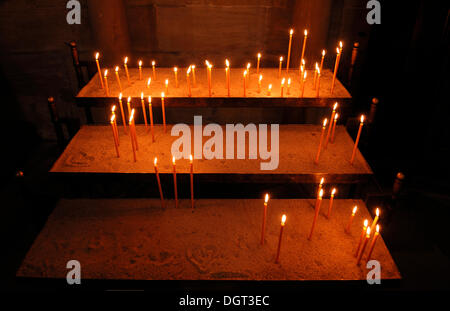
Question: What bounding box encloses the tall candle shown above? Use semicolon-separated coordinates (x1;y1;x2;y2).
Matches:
127;96;131;117
172;156;178;208
258;74;262;93
187;66;192;97
345;206;358;233
355;219;369;257
128;113;137;162
118;93;127;133
300;29;308;66
138;60;143;80
280;78;285;97
350;115;365;165
275;214;287;263
267;84;272;96
95;53;104;89
174;67;178;88
154;157;165;208
147;77;151;89
191;65;196;87
165;79;169;94
243;70;247;97
326;188;337;218
366;225;380;261
286;29;293;73
356;227;371;265
115;66;122;92
205;60;212;97
190;154;194;210
260;194;269;245
225;59;230;94
152;60;156;80
161;92;166;133
313;62;318;89
278;56;283;78
308;189;323;240
331;43;342;94
103;70;110;96
287;78;291;95
111;105;119;145
246;63;251;85
148;96;155;142
124;57;131;85
314;118;327;164
315;68;321;97
140;92;148;128
317;177;325;197
331;113;339;143
325;103;338;149
319;49;326;77
370;208;380;234
256;53;261;74
301;71;307;97
130;108;138;150
110;115;120;158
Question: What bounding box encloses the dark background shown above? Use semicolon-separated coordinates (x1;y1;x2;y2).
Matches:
0;0;449;292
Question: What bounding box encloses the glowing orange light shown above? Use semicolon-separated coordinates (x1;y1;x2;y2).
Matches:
119;93;122;100
124;57;128;64
154;157;157;166
189;154;193;163
225;59;230;67
304;29;308;36
110;114;115;122
95;52;99;60
280;56;283;62
352;206;358;215
138;60;142;67
115;66;119;72
104;69;108;77
335;113;339;120
323;118;328;127
319;188;324;198
361;115;365;123
322;49;326;56
152;60;155;66
281;78;285;85
331;188;337;195
289;29;293;35
172;156;176;165
281;214;287;225
333;102;338;110
265;193;269;203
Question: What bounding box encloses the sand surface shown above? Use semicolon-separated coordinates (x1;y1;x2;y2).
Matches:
17;199;400;280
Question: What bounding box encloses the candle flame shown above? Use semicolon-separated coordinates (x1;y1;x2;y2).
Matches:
148;96;151;103
115;66;119;72
147;78;151;86
225;59;230;67
317;68;320;75
333;102;338;110
191;65;195;69
376;224;380;233
152;60;155;66
187;66;191;74
366;227;371;236
174;67;177;72
363;219;368;228
119;93;122;100
139;60;142;67
165;79;168;86
281;78;285;85
141;92;144;100
336;47;340;54
110;114;115;122
247;63;251;70
205;60;210;67
172;156;176;165
104;69;108;77
352;206;358;215
360;115;365;123
154;157;157;166
304;29;308;36
161;92;165;98
112;105;116;112
259;74;263;81
320;177;324;185
335;113;339;120
95;52;99;60
281;214;287;225
268;84;272;90
127;96;131;103
243;70;247;77
375;207;379;217
264;193;269;203
319;188;324;198
131;108;135;118
257;53;261;58
322;49;326;56
331;188;336;195
287;78;291;85
189;154;193;163
124;57;128;64
289;29;293;35
303;71;307;79
315;62;319;70
339;41;343;49
280;56;283;62
323;118;328;127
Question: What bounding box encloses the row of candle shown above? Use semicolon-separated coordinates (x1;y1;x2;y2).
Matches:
95;29;343;97
314;102;365;165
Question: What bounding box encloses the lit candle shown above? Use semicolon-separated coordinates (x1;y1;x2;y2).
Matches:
118;93;127;133
313;62;318;89
278;56;283;78
317;177;325;197
280;78;285;97
130;108;138;150
127;96;131;117
319;49;326;78
111;105;119;145
172;156;178;208
205;60;212;97
366;225;380;261
287;78;291;95
286;29;293;73
152;60;156;80
161;92;166;133
148;96;155;142
258;74;262;93
225;59;230;97
147;77;151;89
356;227;371;265
186;66;192;97
190;154;194;210
331;43;343;94
355;219;369;257
103;70;109;96
267;84;272;96
246;63;251;85
300;71;307;97
154;157;165;208
350;115;365;165
191;65;196;87
138;60;143;80
314;118;327;164
165;79;169;94
315;68;321;97
299;59;305;78
260;194;269;245
331;113;339;143
301;29;308;66
95;53;104;89
326;188;337;218
124;57;131;85
275;214;287;263
256;53;261;74
140;92;148;129
114;66;122;92
243;70;247;97
110;114;119;158
308;188;323;240
370;208;380;234
325;102;338;149
345;206;358;233
174;67;178;88
128;112;137;162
